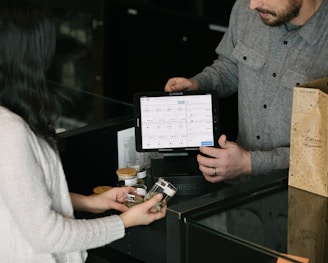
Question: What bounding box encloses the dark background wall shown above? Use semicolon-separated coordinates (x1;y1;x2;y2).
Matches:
48;0;238;140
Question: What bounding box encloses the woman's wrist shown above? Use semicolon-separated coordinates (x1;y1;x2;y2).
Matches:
70;192;95;213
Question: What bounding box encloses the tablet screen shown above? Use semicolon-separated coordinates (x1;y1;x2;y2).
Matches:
134;91;220;153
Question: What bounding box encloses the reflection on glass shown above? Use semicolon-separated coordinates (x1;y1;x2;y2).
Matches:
47;10;94;92
197;189;288;252
49;82;133;137
288;186;328;263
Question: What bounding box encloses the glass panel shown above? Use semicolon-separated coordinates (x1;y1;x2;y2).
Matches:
186;219;303;263
186;188;290;263
186;185;325;262
51;82;133;137
192;189;288;252
288;187;328;263
47;10;94;92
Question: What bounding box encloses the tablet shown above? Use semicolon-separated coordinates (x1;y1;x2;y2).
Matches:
134;90;220;153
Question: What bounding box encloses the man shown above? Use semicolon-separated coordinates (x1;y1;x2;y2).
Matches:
164;0;328;182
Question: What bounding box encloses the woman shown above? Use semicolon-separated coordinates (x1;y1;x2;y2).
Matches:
0;0;166;262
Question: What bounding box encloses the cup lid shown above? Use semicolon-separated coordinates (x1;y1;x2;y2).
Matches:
116;167;137;176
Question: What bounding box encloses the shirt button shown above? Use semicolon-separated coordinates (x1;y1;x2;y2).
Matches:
263;104;267;108
243;56;247;60
283;40;288;45
256;135;260;140
272;72;277;77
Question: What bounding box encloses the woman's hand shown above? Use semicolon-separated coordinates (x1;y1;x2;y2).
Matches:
70;187;136;214
119;193;167;228
71;188;167;227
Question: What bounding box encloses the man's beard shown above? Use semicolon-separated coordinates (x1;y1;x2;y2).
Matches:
256;0;302;26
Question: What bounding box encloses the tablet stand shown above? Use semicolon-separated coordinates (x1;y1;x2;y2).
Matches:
150;153;220;196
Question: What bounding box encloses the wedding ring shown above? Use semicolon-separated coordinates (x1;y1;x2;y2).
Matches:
213;167;217;177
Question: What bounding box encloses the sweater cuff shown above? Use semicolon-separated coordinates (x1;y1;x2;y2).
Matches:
104;214;125;244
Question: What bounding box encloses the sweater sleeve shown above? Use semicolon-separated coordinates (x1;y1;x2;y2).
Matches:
0;110;125;254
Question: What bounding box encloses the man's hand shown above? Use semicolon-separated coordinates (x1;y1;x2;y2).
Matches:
197;134;251;183
164;77;199;92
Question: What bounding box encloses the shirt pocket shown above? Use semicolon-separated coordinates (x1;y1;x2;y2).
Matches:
232;41;266;70
277;69;307;126
281;69;307;90
279;69;307;111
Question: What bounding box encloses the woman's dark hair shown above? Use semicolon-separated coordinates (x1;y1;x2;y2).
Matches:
0;0;62;149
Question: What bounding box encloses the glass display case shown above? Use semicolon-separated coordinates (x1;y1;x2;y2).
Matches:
47;0;105;94
106;171;292;262
54;82;133;137
165;169;326;263
165;171;289;263
47;0;238;141
74;161;325;263
103;0;238;141
183;187;327;263
53;82;134;195
185;188;291;263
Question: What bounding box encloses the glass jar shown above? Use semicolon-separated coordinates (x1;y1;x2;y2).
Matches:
137;169;147;185
125;184;147;207
93;185;112;194
116;167;137;186
144;177;177;211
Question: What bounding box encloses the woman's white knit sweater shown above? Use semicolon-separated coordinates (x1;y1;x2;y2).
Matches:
0;106;125;263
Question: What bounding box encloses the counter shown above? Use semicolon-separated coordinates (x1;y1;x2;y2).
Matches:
103;169;327;262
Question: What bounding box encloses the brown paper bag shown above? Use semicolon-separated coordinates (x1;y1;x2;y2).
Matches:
288;77;328;197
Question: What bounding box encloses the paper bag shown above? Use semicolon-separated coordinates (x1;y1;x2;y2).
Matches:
288;77;328;197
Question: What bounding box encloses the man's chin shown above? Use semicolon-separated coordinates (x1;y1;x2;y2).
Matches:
260;16;283;27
